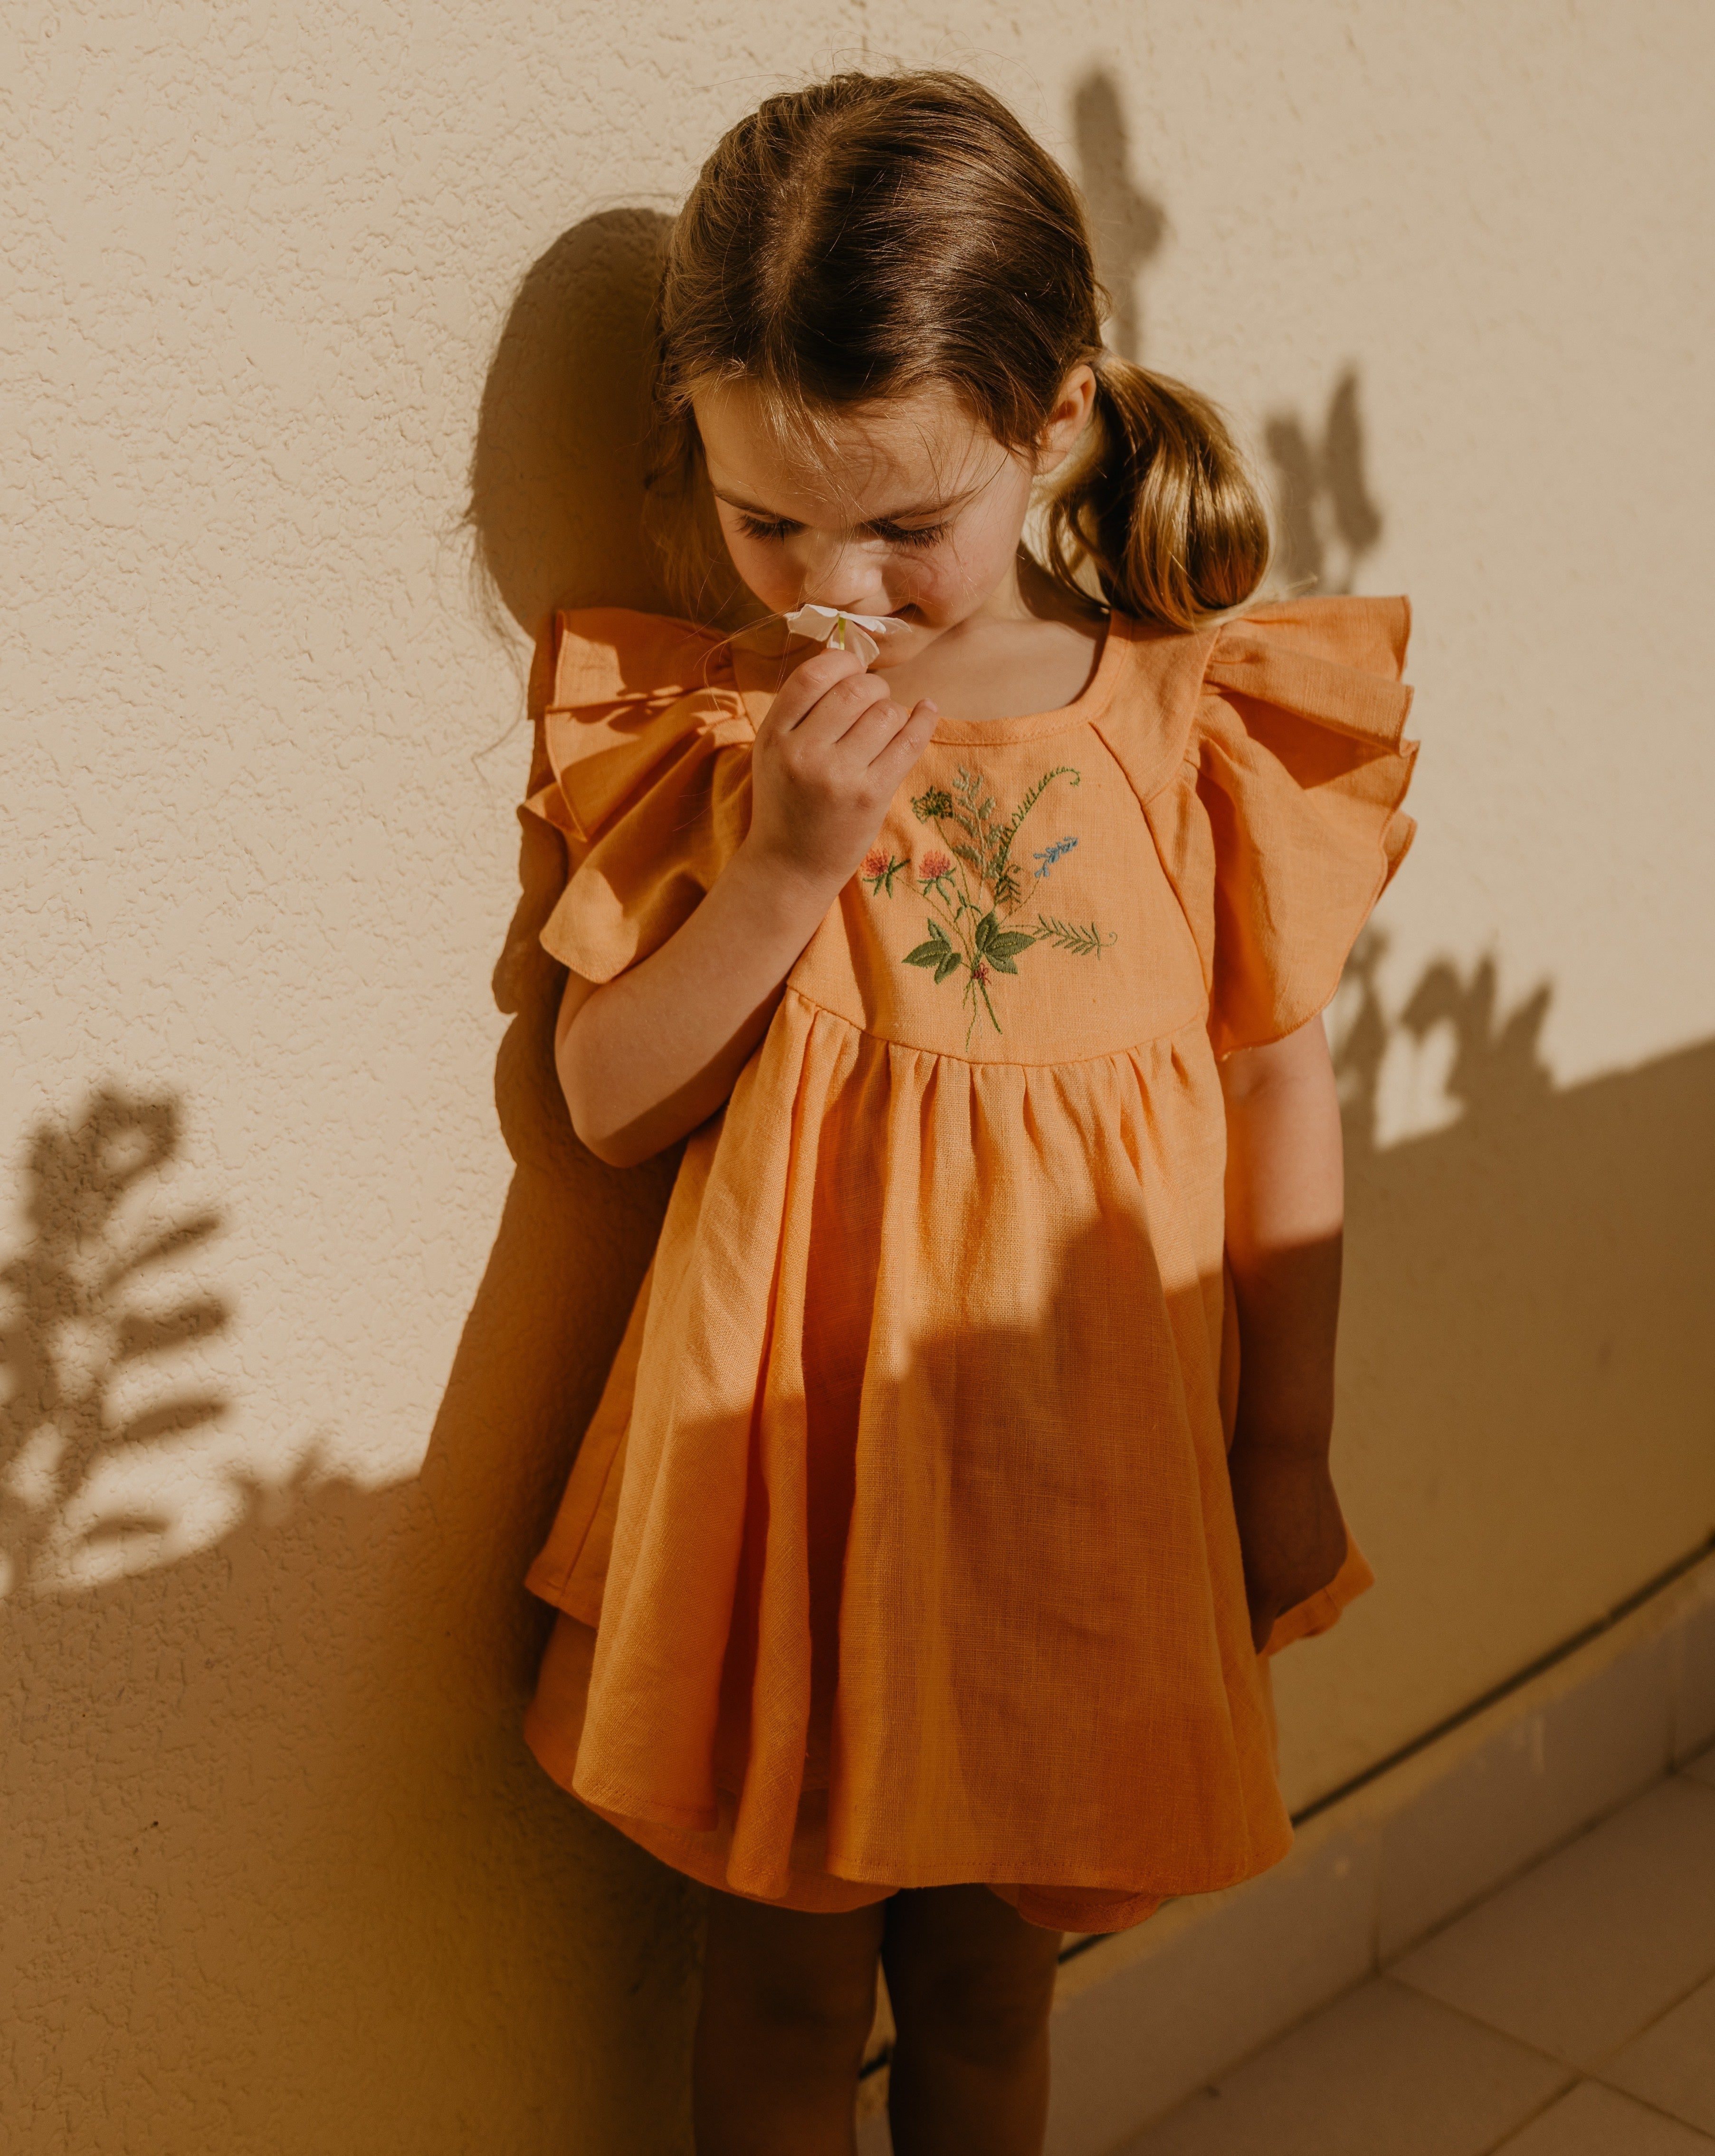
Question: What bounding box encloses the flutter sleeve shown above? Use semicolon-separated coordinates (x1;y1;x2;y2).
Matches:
524;608;755;982
1142;598;1417;1056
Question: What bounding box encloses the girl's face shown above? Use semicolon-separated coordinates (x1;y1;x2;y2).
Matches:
693;373;1093;652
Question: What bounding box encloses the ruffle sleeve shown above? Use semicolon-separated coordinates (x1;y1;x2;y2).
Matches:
524;608;755;982
1137;597;1417;1056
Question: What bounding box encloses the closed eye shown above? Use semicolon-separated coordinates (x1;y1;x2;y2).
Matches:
736;513;800;541
871;520;950;550
733;511;951;550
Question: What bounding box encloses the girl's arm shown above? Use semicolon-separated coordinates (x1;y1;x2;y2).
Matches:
1220;1012;1350;1651
555;646;937;1168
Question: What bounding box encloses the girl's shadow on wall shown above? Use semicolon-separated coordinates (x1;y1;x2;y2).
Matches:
440;205;681;1722
419;203;711;2133
443;202;680;1675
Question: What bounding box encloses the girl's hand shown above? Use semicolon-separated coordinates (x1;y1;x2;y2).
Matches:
554;650;935;1168
1226;1441;1348;1653
743;646;938;892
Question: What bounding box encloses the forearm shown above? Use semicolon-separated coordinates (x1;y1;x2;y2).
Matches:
1220;1016;1345;1456
556;838;841;1167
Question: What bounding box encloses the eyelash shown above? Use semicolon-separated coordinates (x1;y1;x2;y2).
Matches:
734;514;950;551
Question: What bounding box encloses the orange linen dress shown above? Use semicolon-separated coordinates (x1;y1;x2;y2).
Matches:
521;597;1416;1933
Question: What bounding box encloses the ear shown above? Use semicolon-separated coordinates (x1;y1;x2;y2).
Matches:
1034;364;1097;476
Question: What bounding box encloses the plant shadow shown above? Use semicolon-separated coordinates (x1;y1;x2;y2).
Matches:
0;1088;229;1598
1071;66;1166;361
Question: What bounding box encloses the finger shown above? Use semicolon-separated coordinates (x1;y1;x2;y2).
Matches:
762;645;870;735
835;691;917;766
792;668;898;749
863;698;940;786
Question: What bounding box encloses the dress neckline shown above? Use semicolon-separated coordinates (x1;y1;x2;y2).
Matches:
927;610;1134;745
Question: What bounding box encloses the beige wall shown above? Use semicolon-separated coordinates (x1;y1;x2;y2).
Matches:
4;3;1712;2148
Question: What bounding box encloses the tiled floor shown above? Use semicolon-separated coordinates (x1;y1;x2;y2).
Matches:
1120;1748;1715;2155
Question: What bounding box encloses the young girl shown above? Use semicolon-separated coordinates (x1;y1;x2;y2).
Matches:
520;69;1415;2156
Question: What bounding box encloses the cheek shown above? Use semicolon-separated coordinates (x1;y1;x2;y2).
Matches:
718;522;796;604
916;520;1019;604
929;486;1035;600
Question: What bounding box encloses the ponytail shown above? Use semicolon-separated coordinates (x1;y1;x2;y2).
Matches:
1043;358;1271;632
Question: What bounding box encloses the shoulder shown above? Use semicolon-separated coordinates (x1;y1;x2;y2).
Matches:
1095;597;1414;800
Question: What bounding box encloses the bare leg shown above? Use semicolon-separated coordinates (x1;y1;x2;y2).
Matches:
883;1886;1063;2156
694;1890;887;2156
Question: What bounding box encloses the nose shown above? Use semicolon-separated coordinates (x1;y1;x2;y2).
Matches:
797;534;886;615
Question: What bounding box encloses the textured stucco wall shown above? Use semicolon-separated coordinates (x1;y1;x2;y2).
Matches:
4;4;1713;2149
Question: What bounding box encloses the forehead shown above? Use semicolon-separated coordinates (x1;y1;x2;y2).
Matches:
694;379;1004;521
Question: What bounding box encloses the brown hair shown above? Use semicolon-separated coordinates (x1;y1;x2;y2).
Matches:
643;69;1270;631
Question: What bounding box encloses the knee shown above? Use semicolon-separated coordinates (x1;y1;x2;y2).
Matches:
893;1957;1056;2069
719;1961;879;2061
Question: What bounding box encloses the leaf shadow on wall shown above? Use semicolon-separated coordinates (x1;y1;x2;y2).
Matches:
1266;368;1385;597
1071;66;1166;361
1068;71;1382;610
0;1088;230;1599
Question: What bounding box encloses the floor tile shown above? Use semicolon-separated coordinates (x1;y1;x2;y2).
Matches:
1115;1977;1568;2156
1377;1637;1674;1963
1391;1777;1715;2068
1046;1820;1377;2155
1686;1748;1715;1791
1605;1975;1715;2135
1493;2080;1715;2153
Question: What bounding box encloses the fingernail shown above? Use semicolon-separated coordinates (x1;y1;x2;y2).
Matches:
922;699;939;713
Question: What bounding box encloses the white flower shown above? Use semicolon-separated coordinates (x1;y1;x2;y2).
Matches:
784;603;900;668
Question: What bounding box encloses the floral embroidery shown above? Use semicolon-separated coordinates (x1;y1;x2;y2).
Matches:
861;846;908;896
868;763;1117;1040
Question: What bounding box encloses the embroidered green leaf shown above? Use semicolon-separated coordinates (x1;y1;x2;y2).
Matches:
904;919;953;967
1033;912;1116;958
982;929;1035;975
933;949;962;983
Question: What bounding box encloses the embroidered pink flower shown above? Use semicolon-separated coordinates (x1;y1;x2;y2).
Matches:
971;961;990;986
918;849;953;882
861;847;891;880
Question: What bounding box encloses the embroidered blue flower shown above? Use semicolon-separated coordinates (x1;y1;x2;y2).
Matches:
1032;836;1079;877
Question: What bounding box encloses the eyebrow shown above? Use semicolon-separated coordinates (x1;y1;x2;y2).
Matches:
709;486;963;529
